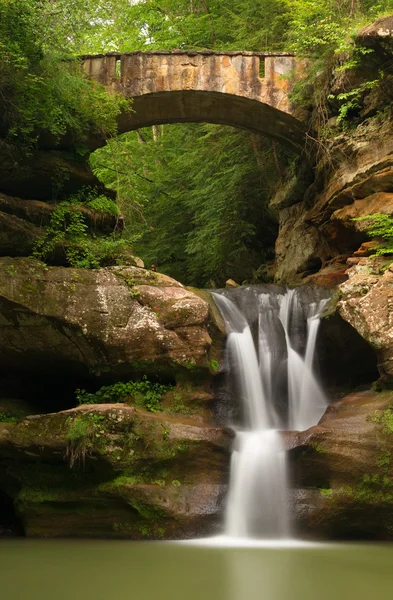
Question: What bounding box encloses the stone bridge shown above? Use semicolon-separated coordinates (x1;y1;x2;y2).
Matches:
82;51;305;153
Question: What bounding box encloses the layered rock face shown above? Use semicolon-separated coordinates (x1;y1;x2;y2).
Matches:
274;117;393;285
0;404;228;538
0;257;228;538
288;389;393;540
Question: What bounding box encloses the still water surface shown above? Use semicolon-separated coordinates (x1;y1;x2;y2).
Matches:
1;540;392;600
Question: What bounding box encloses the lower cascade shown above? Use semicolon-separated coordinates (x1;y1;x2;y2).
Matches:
213;287;329;539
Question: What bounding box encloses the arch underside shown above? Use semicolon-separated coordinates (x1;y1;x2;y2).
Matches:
117;90;306;154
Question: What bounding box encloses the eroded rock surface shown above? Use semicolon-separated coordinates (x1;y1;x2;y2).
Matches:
0;258;222;380
274;115;393;284
0;404;229;538
337;257;393;381
288;389;393;539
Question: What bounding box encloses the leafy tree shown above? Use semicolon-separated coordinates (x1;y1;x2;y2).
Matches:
0;0;129;146
91;123;289;286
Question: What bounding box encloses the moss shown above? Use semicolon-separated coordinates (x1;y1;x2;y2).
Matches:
354;474;393;503
114;271;141;298
377;450;391;471
320;488;333;499
371;403;393;434
17;486;72;504
310;442;327;455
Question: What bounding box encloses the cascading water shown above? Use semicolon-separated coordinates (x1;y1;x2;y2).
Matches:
213;286;329;540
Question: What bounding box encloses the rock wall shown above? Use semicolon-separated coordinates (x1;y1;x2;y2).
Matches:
274;117;393;285
288;389;393;540
0;257;228;538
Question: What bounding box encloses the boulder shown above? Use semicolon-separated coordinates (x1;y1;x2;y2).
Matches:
288;389;393;539
338;257;393;381
356;15;393;49
0;258;223;381
0;212;43;257
0;404;230;538
0;192;124;235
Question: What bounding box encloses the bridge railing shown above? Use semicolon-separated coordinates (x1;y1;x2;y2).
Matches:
81;51;299;116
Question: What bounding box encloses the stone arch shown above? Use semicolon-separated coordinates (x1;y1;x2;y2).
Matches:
116;90;305;153
82;51;306;153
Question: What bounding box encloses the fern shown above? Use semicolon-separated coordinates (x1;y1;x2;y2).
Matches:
354;213;393;255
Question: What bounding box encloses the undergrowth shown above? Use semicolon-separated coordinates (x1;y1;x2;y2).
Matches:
32;188;139;268
65;413;106;468
353;213;393;256
0;412;18;424
75;377;175;413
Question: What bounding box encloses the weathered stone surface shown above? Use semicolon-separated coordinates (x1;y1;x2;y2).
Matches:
331;192;393;225
357;15;393;48
304;258;348;287
274;117;393;284
338;257;393;381
288;390;393;539
0;212;43;257
0;258;220;379
0;404;229;538
81;52;305;153
274;202;328;283
0;141;111;201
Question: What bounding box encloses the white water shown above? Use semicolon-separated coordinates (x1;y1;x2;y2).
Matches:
213;287;328;540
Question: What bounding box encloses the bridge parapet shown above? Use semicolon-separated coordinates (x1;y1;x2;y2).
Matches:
82;51;298;116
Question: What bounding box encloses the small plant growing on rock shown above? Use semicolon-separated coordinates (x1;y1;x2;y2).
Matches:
0;412;18;423
75;377;174;413
65;413;105;468
353;213;393;256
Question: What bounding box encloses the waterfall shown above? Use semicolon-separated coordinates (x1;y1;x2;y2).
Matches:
213;287;328;539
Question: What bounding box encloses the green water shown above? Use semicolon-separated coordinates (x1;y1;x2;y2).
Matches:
1;540;392;600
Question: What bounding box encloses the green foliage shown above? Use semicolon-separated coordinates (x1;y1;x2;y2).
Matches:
353;213;393;255
65;413;106;467
284;1;393;54
320;488;333;498
329;80;379;126
86;195;120;216
32;190;133;269
0;412;18;424
75;377;175;413
92;124;284;286
372;404;393;433
355;473;393;502
0;0;129;147
210;360;219;372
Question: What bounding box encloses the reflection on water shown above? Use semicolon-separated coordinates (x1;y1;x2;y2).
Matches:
0;540;393;600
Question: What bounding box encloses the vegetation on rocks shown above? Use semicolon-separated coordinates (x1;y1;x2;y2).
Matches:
75;378;175;413
4;1;393;284
354;214;393;256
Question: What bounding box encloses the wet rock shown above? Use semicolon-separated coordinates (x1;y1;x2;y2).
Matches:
0;404;229;538
225;279;239;288
289;389;393;539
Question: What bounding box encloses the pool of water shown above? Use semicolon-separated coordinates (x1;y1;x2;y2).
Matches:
0;539;392;600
